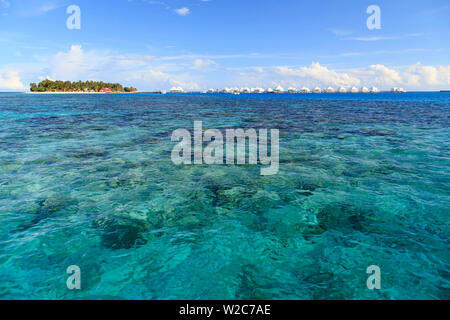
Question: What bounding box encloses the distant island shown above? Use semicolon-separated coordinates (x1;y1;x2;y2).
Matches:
29;79;138;93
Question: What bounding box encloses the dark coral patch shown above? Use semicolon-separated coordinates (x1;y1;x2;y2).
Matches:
349;128;396;137
67;149;109;159
94;216;149;249
316;203;374;233
18;196;78;230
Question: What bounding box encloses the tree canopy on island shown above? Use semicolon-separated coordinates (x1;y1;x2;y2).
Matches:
30;80;138;93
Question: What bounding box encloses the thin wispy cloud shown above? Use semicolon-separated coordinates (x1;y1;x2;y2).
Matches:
13;0;69;16
0;0;10;9
144;0;170;10
341;33;424;41
319;48;442;59
154;53;267;61
328;28;353;36
423;4;450;15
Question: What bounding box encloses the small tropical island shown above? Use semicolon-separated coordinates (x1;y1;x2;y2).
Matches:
29;79;138;93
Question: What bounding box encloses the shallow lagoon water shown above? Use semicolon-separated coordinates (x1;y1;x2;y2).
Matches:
0;92;448;299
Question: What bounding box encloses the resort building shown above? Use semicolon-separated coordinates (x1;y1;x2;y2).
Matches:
313;87;322;93
266;88;275;93
338;87;347;93
287;87;297;93
325;87;335;93
351;87;359;93
370;87;380;93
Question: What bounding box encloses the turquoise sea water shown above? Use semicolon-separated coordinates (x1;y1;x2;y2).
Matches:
0;92;448;300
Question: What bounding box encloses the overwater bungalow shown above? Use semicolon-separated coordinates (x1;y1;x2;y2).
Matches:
274;86;284;93
300;87;311;93
252;87;265;93
170;86;184;93
391;87;406;93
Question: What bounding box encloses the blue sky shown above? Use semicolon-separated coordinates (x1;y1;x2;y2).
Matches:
0;0;449;91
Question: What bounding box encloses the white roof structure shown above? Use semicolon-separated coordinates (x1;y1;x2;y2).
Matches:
300;87;311;93
361;87;370;93
325;87;335;93
370;87;380;93
266;88;274;93
252;87;265;93
338;87;347;93
287;87;297;93
350;87;359;93
274;86;284;93
313;87;322;93
170;86;184;93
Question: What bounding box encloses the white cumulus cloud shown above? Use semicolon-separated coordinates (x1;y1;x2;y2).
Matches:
0;70;25;91
274;62;361;87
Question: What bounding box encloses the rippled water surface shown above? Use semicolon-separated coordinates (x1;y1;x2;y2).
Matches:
0;92;449;299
